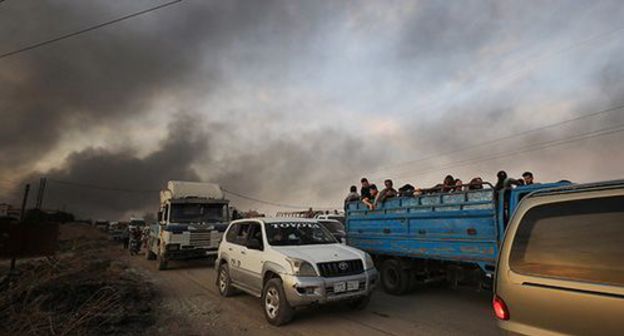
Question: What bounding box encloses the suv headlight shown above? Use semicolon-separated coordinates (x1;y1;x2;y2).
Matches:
364;253;375;270
286;257;318;277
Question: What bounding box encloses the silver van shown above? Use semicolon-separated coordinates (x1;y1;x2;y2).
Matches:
494;180;624;336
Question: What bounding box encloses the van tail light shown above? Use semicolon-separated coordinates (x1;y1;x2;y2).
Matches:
493;295;510;320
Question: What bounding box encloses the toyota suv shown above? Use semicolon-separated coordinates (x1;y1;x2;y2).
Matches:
216;218;378;325
494;180;624;335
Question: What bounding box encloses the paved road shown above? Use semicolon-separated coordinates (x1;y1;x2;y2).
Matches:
130;256;500;336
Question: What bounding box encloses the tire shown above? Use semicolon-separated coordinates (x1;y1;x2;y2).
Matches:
145;248;157;260
217;263;236;297
347;293;372;310
157;253;168;271
262;278;294;326
381;259;410;295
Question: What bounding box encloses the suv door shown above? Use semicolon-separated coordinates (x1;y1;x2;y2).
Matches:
222;222;250;283
497;192;624;336
237;221;266;293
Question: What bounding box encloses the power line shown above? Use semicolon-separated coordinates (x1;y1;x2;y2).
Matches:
384;104;624;179
394;123;624;182
322;103;624;186
0;0;183;60
222;188;333;210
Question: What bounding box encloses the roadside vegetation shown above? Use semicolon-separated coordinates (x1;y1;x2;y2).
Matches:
0;223;157;336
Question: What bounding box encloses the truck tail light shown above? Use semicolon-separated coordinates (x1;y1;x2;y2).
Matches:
493;295;510;320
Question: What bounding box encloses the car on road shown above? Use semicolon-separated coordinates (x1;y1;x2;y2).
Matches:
315;213;345;225
317;219;346;243
494;180;624;336
216;218;378;326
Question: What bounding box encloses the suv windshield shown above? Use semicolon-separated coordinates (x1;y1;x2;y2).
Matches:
318;220;345;234
266;222;337;246
170;203;226;223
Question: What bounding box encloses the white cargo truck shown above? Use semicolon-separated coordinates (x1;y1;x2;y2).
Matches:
145;181;230;270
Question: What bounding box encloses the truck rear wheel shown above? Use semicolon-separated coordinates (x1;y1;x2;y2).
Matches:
381;259;410;295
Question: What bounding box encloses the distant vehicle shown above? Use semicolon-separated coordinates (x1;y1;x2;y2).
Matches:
346;181;572;295
317;219;346;243
216;218;377;326
315;213;345;225
128;217;145;230
494;180;624;336
145;181;230;270
108;221;126;241
94;219;109;231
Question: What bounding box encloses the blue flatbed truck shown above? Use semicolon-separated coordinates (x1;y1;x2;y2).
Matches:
345;181;570;295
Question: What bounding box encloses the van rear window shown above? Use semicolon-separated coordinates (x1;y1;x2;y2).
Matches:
510;196;624;287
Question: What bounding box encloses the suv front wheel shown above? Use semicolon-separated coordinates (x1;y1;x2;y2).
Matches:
217;263;236;297
262;278;294;326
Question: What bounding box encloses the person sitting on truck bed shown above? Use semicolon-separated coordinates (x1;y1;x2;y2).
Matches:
360;178;372;201
422;175;455;194
398;183;416;197
344;185;360;205
522;171;534;185
468;177;484;190
376;179;398;205
495;171;510;190
453;178;463;192
362;184;379;210
496;170;524;190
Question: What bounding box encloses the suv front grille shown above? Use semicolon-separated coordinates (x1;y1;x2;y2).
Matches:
317;259;364;278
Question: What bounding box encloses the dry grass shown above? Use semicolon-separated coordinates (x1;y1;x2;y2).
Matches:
0;224;156;336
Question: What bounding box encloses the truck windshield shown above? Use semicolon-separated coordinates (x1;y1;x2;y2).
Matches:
170;203;226;223
266;222;337;246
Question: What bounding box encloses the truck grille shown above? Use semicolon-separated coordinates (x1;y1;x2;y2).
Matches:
189;231;217;248
317;259;364;278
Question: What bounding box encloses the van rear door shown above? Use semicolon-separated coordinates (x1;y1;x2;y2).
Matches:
497;194;624;336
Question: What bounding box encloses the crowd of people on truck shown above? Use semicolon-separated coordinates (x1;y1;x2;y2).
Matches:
346;171;536;210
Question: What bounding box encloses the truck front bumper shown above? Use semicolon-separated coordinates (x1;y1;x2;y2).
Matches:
163;247;218;260
282;268;378;307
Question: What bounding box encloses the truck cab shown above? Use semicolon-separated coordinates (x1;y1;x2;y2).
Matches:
145;181;230;270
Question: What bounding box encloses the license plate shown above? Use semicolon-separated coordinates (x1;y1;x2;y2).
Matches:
333;282;346;293
347;280;359;291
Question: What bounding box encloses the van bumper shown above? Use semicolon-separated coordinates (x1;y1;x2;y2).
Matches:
281;268;378;307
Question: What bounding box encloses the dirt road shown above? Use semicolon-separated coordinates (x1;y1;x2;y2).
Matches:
130;256;500;336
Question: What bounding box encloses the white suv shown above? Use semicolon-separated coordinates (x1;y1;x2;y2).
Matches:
216;218;378;325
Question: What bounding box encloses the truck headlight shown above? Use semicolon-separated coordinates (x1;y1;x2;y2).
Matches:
364;253;375;270
286;257;318;277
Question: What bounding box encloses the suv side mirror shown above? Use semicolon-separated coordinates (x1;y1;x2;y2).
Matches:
247;238;263;250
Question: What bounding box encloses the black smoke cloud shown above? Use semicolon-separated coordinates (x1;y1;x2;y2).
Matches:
0;0;341;175
21;114;207;219
1;1;623;218
18;115;386;219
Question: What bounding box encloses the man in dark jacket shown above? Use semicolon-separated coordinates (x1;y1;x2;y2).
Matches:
360;178;372;201
376;179;398;205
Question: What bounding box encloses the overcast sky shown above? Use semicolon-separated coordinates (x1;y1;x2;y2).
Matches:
1;0;623;219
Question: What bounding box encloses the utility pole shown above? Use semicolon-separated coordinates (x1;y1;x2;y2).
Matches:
10;184;30;273
35;177;46;210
